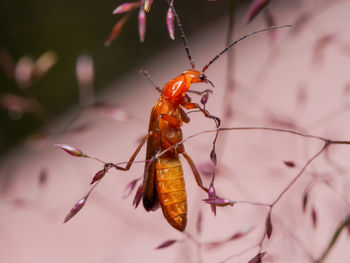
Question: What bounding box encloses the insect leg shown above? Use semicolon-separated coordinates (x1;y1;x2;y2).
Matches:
181;101;221;127
178;107;190;123
182;151;209;193
140;70;162;93
158;113;186;154
159;113;182;128
187;89;213;96
113;134;149;171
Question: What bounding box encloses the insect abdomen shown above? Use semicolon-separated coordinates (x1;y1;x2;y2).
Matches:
156;157;187;231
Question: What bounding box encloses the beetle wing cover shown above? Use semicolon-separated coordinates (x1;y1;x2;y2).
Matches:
142;104;160;211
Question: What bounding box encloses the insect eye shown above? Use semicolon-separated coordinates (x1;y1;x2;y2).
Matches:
200;74;205;81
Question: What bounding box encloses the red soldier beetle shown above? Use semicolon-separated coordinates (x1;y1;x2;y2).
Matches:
101;3;290;231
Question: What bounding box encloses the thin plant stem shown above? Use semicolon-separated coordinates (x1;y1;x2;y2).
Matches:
315;214;350;263
271;141;329;206
216;0;236;157
256;141;330;251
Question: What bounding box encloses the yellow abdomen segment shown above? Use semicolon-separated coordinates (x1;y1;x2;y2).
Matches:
156;157;187;231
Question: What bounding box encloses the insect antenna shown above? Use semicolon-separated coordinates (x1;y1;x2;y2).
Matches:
166;0;196;69
201;25;292;72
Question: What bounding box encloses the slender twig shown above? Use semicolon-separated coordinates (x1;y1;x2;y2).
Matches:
275;214;316;262
271;141;329;206
315;214;350;263
219;0;236;123
255;141;330;252
156;127;329;159
75;125;350;262
212;0;237;196
219;244;258;263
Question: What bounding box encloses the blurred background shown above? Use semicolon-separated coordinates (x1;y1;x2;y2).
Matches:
1;0;350;262
0;0;229;156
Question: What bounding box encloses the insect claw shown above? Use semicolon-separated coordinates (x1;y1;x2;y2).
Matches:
205;79;215;87
216;117;221;127
202;89;213;94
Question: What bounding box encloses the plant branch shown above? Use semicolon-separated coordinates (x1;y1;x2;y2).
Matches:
271;141;329;206
315;214;350;263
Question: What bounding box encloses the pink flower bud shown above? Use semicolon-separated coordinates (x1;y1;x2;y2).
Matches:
15;56;34;89
55;144;86;157
144;0;153;12
210;149;217;166
166;7;175;40
138;8;146;43
248;252;266;263
105;14;130;47
246;0;270;23
208;184;216;216
113;2;140;15
266;212;273;239
133;183;144;208
90;169;106;184
123;178;139;199
155;239;177;249
64;196;87;223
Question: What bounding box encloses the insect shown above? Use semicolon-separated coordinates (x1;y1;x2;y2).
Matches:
106;4;290;231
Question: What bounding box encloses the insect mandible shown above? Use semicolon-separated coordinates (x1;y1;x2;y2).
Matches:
110;3;290;231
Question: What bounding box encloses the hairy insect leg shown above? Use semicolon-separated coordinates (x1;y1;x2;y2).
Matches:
182;152;209;193
186;90;213;108
187;89;213;96
181;101;221;127
140;69;162;93
178;107;190;123
113;134;149;171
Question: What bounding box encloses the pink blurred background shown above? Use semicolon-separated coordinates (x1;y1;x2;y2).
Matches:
1;1;350;262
